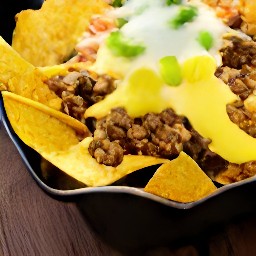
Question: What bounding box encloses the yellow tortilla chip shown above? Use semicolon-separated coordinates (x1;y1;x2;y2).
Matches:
12;0;110;66
0;37;62;110
214;166;241;185
2;91;168;186
238;1;256;35
2;91;90;148
214;163;256;185
39;61;92;79
42;137;168;187
144;152;217;203
239;1;256;24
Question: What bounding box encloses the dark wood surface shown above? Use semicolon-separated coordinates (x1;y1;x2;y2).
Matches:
2;123;256;256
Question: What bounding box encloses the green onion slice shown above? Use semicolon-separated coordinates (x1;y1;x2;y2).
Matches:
166;0;182;6
197;31;214;51
159;56;182;86
106;31;146;58
169;5;198;29
111;0;123;7
116;18;128;28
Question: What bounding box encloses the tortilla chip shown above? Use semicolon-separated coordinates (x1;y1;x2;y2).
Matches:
2;91;168;186
214;166;241;185
0;37;62;110
239;1;256;24
214;162;256;185
144;152;217;203
12;0;110;66
41;137;168;187
2;91;90;147
39;62;92;79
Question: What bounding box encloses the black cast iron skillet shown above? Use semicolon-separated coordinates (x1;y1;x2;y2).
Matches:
2;96;256;253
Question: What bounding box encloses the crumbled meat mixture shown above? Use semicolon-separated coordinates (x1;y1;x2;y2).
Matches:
217;161;256;184
88;139;123;167
183;129;227;172
45;71;116;122
214;36;256;180
226;103;256;138
88;107;226;168
221;36;256;69
216;64;256;137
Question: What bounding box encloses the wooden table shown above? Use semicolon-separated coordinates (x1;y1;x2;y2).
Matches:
2;123;256;256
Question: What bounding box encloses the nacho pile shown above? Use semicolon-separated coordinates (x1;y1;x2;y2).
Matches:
1;0;256;203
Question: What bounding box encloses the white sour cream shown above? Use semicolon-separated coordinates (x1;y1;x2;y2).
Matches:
90;0;233;78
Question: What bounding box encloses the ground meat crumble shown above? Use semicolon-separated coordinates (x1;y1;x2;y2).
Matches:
88;107;227;169
88;108;190;167
45;71;116;123
217;40;256;138
214;36;256;181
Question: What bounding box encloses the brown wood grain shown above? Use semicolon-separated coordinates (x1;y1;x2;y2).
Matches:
2;123;256;256
0;124;117;256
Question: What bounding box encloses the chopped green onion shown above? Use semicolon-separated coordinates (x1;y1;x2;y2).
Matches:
111;0;123;7
116;18;128;28
159;56;182;86
197;31;214;51
169;5;198;29
166;0;181;6
106;31;146;58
